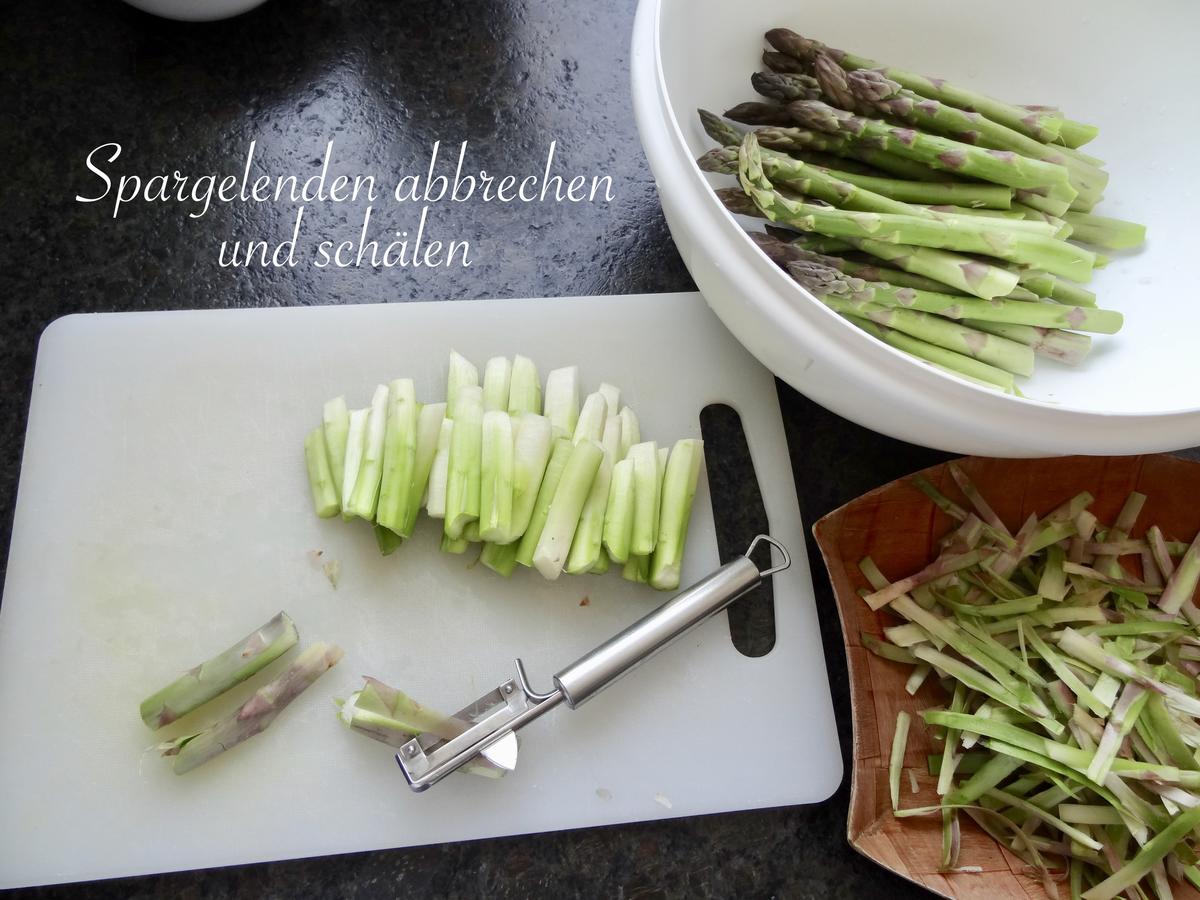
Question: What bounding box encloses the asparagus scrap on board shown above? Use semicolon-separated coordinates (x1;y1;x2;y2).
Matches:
861;464;1200;898
697;28;1146;392
157;641;343;774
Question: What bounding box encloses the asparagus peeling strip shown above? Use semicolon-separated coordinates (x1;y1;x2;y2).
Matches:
863;468;1200;897
158;641;341;774
696;28;1145;392
140;611;299;729
337;677;507;777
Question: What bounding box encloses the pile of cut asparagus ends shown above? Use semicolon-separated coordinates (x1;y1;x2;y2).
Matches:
698;29;1147;394
867;466;1200;899
305;351;704;592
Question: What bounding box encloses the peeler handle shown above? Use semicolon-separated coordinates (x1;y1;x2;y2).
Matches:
550;536;789;708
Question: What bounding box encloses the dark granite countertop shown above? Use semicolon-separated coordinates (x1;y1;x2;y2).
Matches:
0;2;1181;898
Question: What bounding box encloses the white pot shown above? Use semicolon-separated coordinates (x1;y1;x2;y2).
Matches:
631;0;1200;456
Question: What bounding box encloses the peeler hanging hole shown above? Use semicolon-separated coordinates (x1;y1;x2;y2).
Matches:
698;403;776;658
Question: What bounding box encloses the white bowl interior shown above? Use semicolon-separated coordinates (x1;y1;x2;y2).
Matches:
657;0;1199;416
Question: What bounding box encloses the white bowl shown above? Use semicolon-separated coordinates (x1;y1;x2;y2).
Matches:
121;0;268;21
631;0;1200;456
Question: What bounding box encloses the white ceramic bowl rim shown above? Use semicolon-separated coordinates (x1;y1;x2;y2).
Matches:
640;0;1200;429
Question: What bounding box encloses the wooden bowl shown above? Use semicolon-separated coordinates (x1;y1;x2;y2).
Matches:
812;454;1200;900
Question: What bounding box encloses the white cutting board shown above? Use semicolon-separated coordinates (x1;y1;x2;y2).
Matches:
0;292;840;889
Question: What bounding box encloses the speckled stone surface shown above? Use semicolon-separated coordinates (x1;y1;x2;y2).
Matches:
0;2;1179;898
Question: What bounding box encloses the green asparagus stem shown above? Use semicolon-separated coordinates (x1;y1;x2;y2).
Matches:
1057;119;1101;150
814;166;1013;210
345;385;389;520
649;439;704;591
1016;270;1097;307
140;612;299;729
752;124;947;182
765;27;1066;143
321;396;350;506
806;284;1035;376
826;273;1121;334
739;134;1092;281
814;57;1107;206
515;437;574;567
706;146;1055;235
159;641;341;774
784;99;1075;198
531;439;604;580
375;379;418;536
443;385;483;540
507;354;541;415
961;321;1091;366
1062;212;1147;251
845;314;1016;392
304;428;340;518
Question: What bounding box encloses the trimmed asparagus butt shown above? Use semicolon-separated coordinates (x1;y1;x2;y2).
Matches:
140;611;300;730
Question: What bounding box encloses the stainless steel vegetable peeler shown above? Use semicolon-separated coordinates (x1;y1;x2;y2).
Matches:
396;535;790;791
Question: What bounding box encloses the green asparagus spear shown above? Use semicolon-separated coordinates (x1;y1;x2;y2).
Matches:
785;99;1075;197
845;314;1016;392
814;57;1107;206
765;27;1067;143
790;262;1034;376
1061;212;1147;251
738;134;1093;281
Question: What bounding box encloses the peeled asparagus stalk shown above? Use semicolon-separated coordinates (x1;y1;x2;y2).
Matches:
140;611;299;730
345;385;389;520
531;439;604;580
304;428;340;518
649;440;705;591
375;379;418;536
159;641;341;774
444;385;483;540
515;437;575;567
